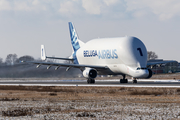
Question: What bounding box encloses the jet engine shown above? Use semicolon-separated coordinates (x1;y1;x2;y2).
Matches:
83;68;97;79
146;69;153;79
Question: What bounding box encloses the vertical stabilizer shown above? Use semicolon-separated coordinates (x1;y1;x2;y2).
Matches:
69;22;84;52
69;22;84;64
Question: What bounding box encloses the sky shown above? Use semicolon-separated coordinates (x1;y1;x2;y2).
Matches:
0;0;180;62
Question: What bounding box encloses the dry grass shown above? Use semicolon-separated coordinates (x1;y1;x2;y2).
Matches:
0;86;179;100
0;86;180;119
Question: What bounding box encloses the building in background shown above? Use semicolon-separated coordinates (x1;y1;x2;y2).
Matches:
147;59;179;74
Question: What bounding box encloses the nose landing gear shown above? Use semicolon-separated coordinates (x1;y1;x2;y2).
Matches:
133;78;137;83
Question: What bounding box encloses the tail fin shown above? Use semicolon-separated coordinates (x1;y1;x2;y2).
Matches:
41;45;46;61
69;22;84;64
69;22;84;52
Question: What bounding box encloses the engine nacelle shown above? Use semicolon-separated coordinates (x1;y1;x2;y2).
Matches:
83;68;97;79
146;69;153;79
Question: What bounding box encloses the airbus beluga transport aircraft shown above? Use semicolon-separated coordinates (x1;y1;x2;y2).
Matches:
22;22;172;84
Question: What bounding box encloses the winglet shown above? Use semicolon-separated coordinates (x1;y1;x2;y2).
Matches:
41;45;46;61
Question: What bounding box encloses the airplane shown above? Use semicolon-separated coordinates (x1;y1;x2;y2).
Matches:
21;22;175;84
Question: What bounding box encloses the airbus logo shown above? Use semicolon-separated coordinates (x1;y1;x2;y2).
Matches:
84;49;118;59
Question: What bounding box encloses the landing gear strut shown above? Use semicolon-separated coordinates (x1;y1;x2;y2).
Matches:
120;75;128;83
133;78;137;84
87;78;95;84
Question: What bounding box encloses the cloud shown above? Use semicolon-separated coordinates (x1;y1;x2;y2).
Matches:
148;0;180;20
0;0;11;11
125;0;180;20
82;0;102;15
103;0;119;6
81;0;126;19
14;1;33;11
32;0;39;5
59;1;80;16
0;0;47;12
0;0;180;21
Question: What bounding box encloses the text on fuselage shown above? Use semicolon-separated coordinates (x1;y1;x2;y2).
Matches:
83;49;118;59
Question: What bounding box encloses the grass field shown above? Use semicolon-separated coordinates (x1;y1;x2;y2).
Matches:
0;85;180;119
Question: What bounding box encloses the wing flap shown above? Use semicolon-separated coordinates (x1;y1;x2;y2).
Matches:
22;61;108;70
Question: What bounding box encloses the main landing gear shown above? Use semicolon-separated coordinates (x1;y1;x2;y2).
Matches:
87;78;95;84
133;78;137;84
120;75;128;83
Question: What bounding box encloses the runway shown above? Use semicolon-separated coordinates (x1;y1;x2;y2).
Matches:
0;79;180;87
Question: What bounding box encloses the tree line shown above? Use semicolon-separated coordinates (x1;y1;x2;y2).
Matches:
0;54;34;66
0;51;158;65
0;54;81;78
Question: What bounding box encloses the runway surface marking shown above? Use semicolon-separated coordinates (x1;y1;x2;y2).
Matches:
0;84;180;88
0;79;179;82
0;79;180;88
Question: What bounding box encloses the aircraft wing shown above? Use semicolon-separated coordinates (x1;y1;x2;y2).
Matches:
21;61;108;70
24;45;108;71
147;60;177;67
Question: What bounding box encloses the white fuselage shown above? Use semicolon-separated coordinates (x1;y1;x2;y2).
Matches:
76;36;149;78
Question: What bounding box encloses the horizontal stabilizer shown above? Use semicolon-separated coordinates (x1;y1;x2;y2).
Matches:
41;45;73;61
